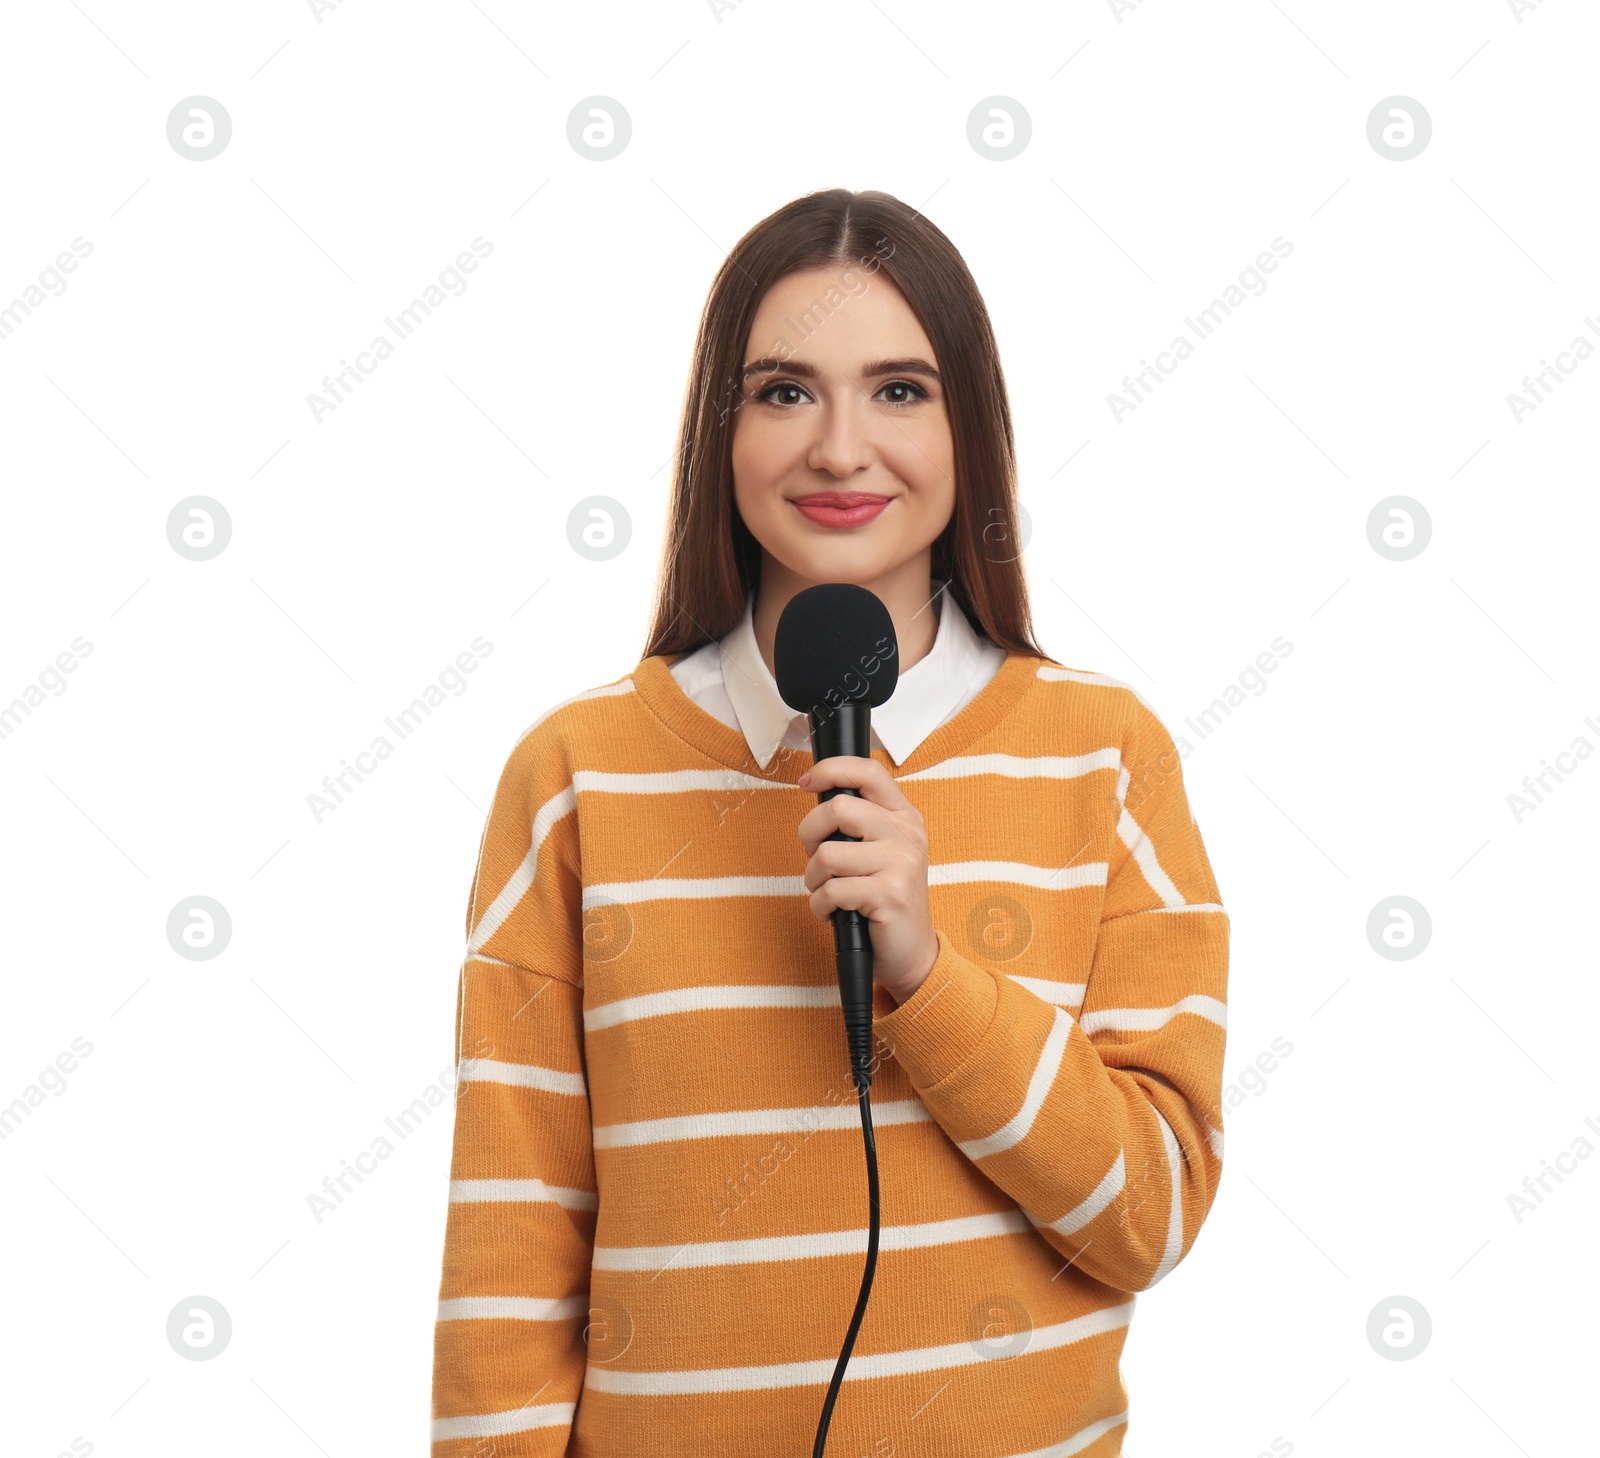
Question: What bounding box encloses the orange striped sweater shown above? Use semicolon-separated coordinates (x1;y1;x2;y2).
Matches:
431;649;1229;1457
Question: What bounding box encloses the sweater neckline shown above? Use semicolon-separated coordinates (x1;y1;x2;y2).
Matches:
629;648;1042;783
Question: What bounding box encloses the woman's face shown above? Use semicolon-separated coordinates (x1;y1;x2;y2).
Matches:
731;265;955;591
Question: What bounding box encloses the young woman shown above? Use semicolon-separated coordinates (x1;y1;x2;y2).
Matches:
430;189;1229;1458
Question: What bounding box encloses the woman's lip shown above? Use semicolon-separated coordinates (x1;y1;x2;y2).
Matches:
792;493;892;528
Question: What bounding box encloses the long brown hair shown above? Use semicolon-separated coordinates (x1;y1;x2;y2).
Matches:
642;187;1043;660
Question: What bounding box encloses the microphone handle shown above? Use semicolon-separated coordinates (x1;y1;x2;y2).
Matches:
809;701;876;1091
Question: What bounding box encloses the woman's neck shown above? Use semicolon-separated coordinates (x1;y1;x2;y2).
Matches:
750;550;940;679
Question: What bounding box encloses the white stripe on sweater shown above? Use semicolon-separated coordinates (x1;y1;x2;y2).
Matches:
1080;994;1227;1035
593;1097;932;1150
582;874;806;909
573;768;796;796
1025;1150;1127;1238
468;677;638;956
1002;1407;1130;1458
458;1056;587;1096
437;1295;586;1322
583;1300;1136;1395
1115;804;1185;907
928;860;1107;892
1008;974;1086;1007
431;1402;577;1442
593;1210;1034;1271
585;982;840;1032
956;1006;1074;1162
1035;663;1156;717
449;1178;598;1211
1147;1107;1186;1287
899;750;1121;783
467;782;577;956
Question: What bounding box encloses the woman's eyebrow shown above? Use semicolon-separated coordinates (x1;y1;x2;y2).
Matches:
861;357;941;381
740;356;942;381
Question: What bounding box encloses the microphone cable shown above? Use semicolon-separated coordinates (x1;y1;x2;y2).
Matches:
812;1044;881;1458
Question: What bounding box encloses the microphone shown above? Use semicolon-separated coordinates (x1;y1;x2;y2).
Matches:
774;582;899;1458
774;582;900;1095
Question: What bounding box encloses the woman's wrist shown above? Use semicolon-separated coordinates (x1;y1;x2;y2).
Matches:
883;931;940;1006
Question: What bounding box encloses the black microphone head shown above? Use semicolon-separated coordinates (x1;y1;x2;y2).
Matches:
773;583;899;716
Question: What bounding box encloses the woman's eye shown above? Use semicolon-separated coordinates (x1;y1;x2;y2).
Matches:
877;380;928;407
757;382;810;407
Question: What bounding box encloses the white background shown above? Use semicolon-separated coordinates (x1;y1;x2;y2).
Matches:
2;1;1597;1455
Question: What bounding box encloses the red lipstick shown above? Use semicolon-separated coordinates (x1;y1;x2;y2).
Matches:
792;492;891;529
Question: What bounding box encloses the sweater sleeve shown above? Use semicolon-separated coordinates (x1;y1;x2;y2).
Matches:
431;732;595;1454
872;693;1229;1293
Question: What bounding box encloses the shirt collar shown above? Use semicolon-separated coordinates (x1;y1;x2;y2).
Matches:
720;583;992;770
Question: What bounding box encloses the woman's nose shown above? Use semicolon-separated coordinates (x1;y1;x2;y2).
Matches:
806;396;875;478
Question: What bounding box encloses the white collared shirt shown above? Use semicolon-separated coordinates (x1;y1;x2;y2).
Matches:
668;585;1008;770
